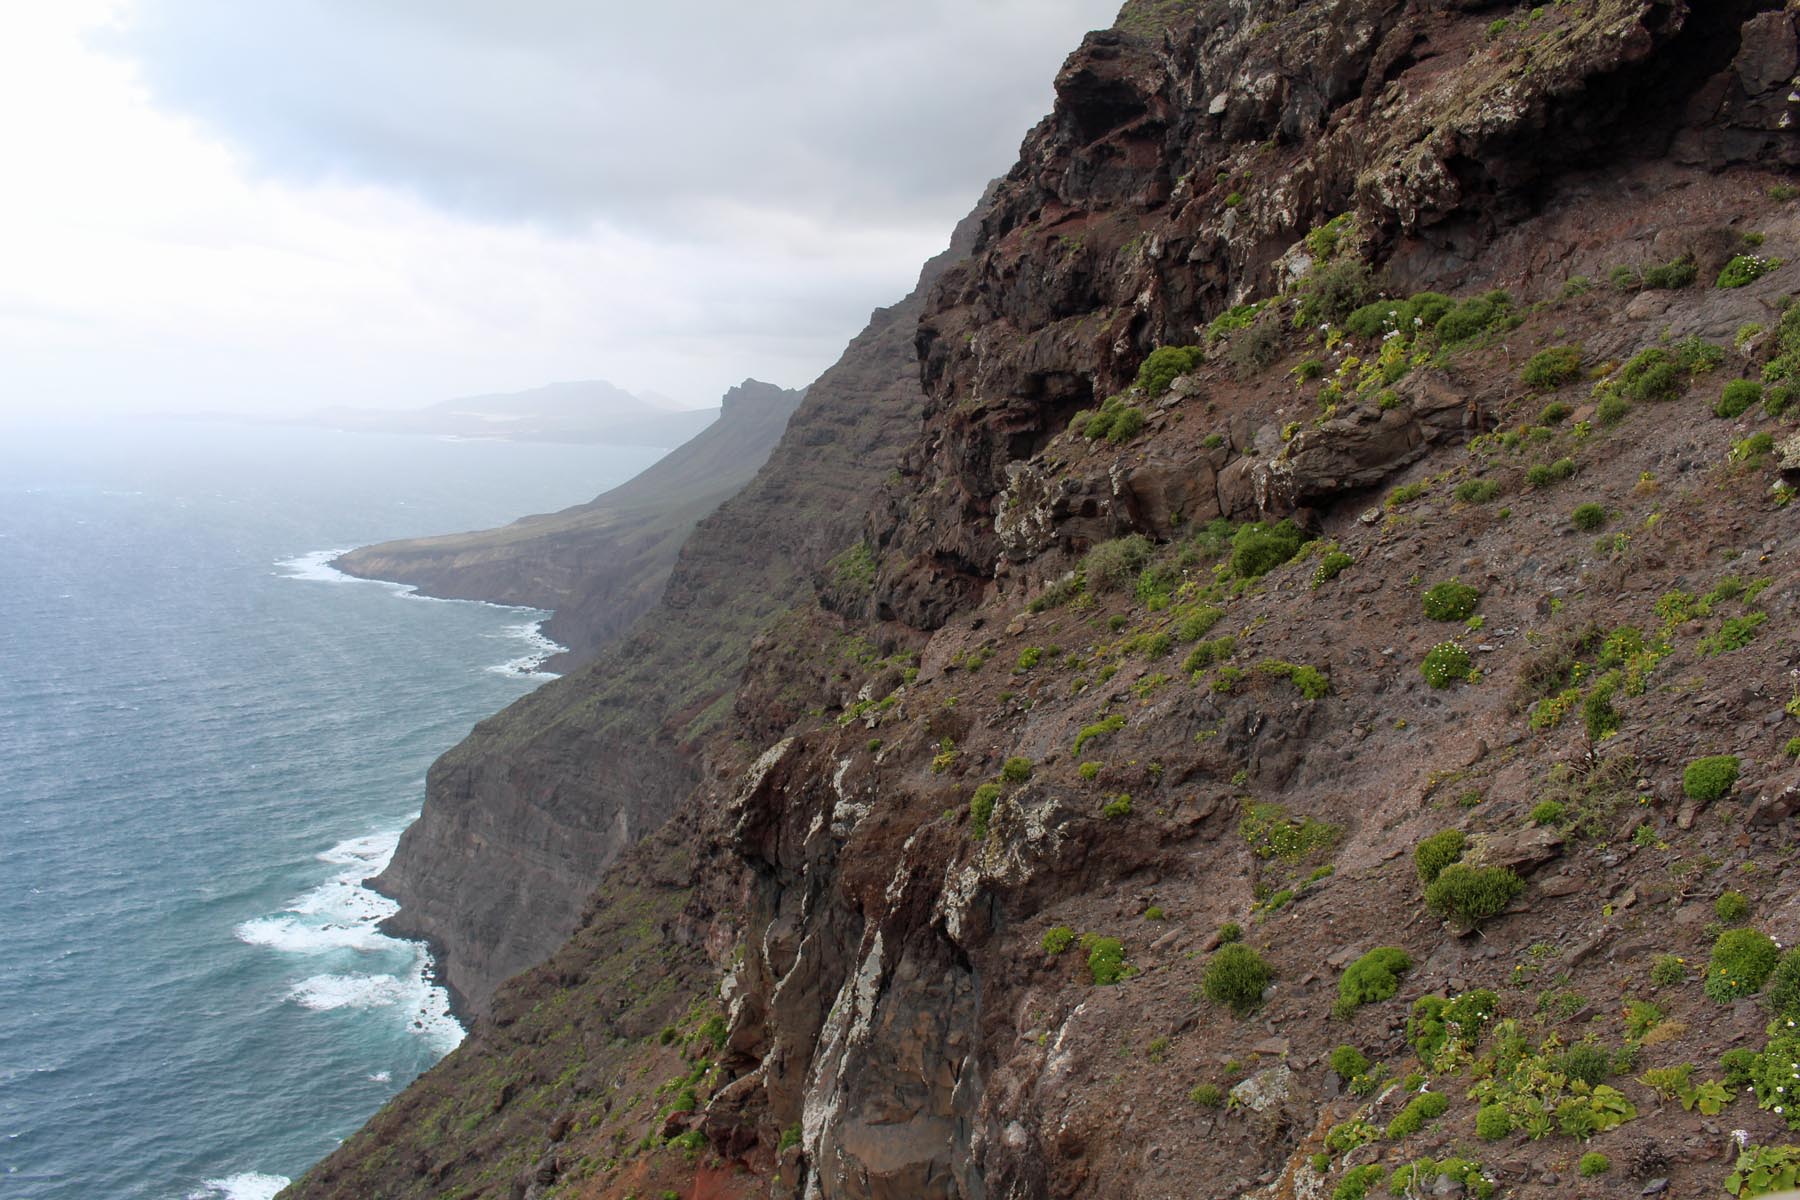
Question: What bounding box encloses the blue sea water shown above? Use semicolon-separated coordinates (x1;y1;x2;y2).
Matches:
0;419;664;1200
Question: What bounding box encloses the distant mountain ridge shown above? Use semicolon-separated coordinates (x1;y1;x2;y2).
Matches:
297;379;717;447
332;378;804;666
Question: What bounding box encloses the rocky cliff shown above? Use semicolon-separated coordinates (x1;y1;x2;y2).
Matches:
367;213;985;1016
291;1;1800;1197
334;379;803;668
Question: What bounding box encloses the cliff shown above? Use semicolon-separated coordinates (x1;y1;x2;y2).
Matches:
333;379;804;667
366;209;987;1016
291;1;1800;1198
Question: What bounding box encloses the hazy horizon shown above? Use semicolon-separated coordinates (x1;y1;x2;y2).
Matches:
0;1;1122;421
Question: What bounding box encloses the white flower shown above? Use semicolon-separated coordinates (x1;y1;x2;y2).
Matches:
1734;1128;1752;1148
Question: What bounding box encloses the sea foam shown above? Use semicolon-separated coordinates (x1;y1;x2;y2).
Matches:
184;1173;291;1200
235;831;463;1055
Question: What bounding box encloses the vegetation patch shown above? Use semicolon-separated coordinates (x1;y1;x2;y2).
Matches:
1421;579;1480;621
1425;864;1523;928
1683;754;1740;801
1202;943;1272;1016
1334;946;1413;1019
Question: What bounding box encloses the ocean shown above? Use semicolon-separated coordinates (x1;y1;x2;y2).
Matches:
0;419;664;1199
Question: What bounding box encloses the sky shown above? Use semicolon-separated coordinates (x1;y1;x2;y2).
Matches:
0;0;1121;418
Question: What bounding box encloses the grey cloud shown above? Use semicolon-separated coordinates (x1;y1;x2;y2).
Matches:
106;0;1121;236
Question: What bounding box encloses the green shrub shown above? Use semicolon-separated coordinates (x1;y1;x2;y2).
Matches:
1332;1163;1386;1200
1475;1104;1513;1141
1296;258;1378;326
1313;550;1353;588
1704;927;1780;1003
1768;949;1800;1018
1409;989;1499;1062
1650;954;1686;987
1436;290;1514;345
1042;925;1076;954
1717;890;1751;925
1081;536;1154;592
1731;432;1776;464
1641;258;1697;290
1174;604;1225;641
969;783;1001;839
1101;793;1133;819
1619;347;1681;403
1077;760;1101;780
1557;1042;1613;1086
1072;713;1125;756
1335;946;1413;1018
1675;336;1726;374
1522;345;1584;388
1578;1152;1610;1178
1229;519;1306;578
1134;345;1204;396
1188;1082;1224;1107
1217;921;1242;944
1571;503;1608;531
1718;253;1781;289
1525;457;1577;487
1425;864;1523;928
1202;943;1273;1016
1082;933;1131;985
1107;406;1146;442
1718;378;1763;418
1330;1044;1372;1082
1455;478;1502;503
1530;799;1567;825
1387;1091;1450;1139
1000;756;1032;784
1414;829;1467;885
1595;392;1630;424
1683;754;1740;801
1421;641;1475;688
1538;399;1572;424
1422;580;1480;621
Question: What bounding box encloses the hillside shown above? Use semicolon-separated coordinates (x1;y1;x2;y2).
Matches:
333;379;804;667
287;2;1800;1198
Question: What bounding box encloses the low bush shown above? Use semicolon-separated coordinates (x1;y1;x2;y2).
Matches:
1455;478;1502;503
1650;954;1686;987
1422;579;1480;621
1641;257;1697;290
1082;933;1131;985
1080;536;1154;591
1683;754;1740;801
1230;519;1306;579
1579;1152;1610;1178
1101;793;1133;819
1530;798;1567;825
1525;457;1577;487
1042;925;1076;954
1414;829;1467;885
1329;1044;1371;1082
1134;345;1204;396
1704;927;1779;1003
1619;347;1681;403
1718;253;1781;289
1188;1082;1223;1107
1522;345;1584;388
1475;1105;1513;1141
1335;946;1413;1018
1072;713;1125;756
1767;949;1800;1018
1425;864;1524;928
1421;641;1475;688
1717;890;1751;925
969;783;1000;839
1571;502;1608;531
1436;290;1515;345
1717;378;1763;418
1296;258;1378;326
1386;1091;1450;1139
1203;943;1273;1016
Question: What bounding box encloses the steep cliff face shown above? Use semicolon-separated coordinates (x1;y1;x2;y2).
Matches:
334;380;804;668
370;213;985;1016
292;2;1800;1198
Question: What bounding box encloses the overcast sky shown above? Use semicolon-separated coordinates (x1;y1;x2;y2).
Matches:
0;0;1120;419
